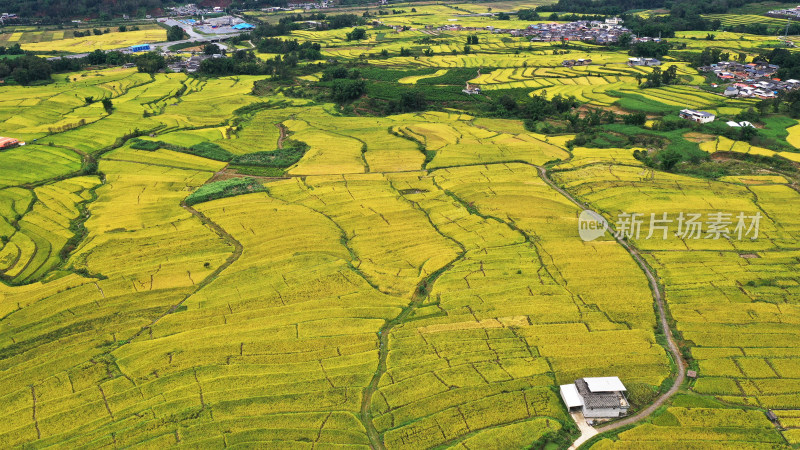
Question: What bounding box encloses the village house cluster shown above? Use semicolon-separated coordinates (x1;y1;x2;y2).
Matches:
167;53;223;73
0;13;18;23
0;136;24;149
700;61;800;99
527;18;630;44
262;1;334;12
167;4;224;17
433;18;666;46
767;5;800;18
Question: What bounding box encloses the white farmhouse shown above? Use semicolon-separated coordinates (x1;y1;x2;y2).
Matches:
679;109;715;123
560;377;630;419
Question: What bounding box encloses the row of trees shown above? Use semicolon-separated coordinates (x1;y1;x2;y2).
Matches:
72;28;111;37
198;50;298;78
0;54;52;85
256;38;321;60
491;92;580;123
0;44;25;56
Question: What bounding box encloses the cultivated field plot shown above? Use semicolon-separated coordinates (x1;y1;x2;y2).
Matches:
0;82;676;447
391;111;568;167
593;402;786;448
551;151;800;444
700;135;800;162
15;28;167;53
0;24;162;46
701;13;787;29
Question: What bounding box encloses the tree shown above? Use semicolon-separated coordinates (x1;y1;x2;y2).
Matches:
346;28;366;41
135;52;166;74
398;90;425;112
738;125;758;141
645;67;662;87
204;43;221;55
623;112;647;125
329;14;360;29
659;148;682;171
331;78;365;103
618;33;632;47
11;67;30;85
498;95;517;112
118;25;127;32
101;98;113;113
167;25;186;42
661;65;678;85
86;49;106;65
463;44;471;54
517;9;539;21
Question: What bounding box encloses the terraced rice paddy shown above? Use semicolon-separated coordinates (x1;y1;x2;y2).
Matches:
701;13;787;29
2;13;800;448
699;135;800;162
551;150;800;447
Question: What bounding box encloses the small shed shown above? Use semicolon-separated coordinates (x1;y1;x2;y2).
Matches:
560;384;584;412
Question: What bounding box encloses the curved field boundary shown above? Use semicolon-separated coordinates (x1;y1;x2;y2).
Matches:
536;166;687;448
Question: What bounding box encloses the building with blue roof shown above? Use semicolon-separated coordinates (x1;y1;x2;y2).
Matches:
232;23;255;30
130;44;151;52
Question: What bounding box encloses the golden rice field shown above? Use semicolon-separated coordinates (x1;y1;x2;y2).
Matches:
1;14;800;448
0;24;163;46
551;149;800;446
18;28;167;53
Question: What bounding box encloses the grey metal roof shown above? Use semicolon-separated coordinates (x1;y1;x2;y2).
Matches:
575;379;627;409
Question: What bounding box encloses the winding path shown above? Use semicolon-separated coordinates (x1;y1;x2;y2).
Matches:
536;166;687;447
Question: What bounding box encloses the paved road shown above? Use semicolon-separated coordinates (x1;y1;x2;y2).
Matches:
537;166;687;447
568;412;598;450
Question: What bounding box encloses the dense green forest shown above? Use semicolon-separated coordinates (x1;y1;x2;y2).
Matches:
6;0;179;20
4;0;800;23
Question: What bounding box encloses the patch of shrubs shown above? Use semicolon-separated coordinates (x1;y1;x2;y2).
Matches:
128;138;234;161
187;142;234;161
231;139;309;168
185;178;266;206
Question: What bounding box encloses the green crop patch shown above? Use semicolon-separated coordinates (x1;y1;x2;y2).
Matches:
185;178;267;206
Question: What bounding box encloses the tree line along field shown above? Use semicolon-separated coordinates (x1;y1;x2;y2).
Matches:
1;6;800;448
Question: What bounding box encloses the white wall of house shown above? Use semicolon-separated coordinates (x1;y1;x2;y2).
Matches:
583;407;627;418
